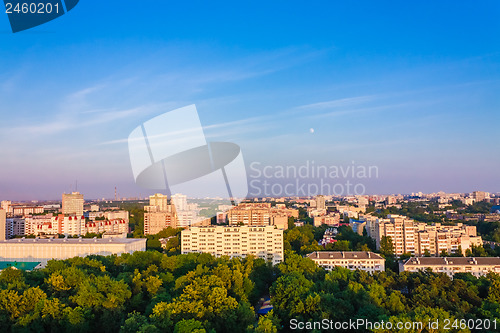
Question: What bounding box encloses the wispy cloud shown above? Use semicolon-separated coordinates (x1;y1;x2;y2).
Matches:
296;95;378;110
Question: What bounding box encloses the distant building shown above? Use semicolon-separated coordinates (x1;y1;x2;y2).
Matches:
472;191;489;202
349;219;366;235
105;210;129;224
144;194;177;235
227;202;297;229
6;218;25;238
148;193;170;212
314;214;341;227
307;251;385;273
0;237;146;266
171;193;188;211
12;206;44;216
85;219;128;234
62;192;84;216
1;201;11;214
216;212;227;224
181;225;284;265
402;257;500;277
0;209;5;241
315;195;326;210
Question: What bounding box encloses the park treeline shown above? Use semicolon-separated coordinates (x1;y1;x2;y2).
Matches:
1;250;500;332
0;223;499;332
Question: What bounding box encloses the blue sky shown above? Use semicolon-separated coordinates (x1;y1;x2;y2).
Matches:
0;1;499;200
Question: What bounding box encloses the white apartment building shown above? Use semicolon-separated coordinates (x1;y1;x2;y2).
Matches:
0;237;146;265
181;225;284;265
364;215;482;256
402;257;500;277
307;251;385;273
171;193;188;211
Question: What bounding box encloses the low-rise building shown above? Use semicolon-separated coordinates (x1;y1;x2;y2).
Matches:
402;257;500;277
0;237;146;265
307;251;385;273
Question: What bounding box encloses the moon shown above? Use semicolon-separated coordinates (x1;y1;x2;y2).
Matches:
310;128;315;134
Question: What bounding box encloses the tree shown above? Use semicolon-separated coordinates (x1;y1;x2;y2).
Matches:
252;310;279;333
380;236;394;257
174;319;206;333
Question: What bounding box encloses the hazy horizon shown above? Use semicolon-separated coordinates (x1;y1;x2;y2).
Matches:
1;2;499;200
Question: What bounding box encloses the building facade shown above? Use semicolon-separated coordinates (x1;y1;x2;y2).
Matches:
307;251;385;273
181;225;284;265
62;192;84;216
364;214;482;256
0;238;146;265
144;194;177;235
12;206;44;216
227;203;297;229
402;257;500;277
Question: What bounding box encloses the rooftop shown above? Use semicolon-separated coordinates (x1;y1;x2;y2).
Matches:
307;251;384;260
404;257;500;266
0;237;146;244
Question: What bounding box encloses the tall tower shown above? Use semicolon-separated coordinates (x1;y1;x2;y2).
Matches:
62;192;84;216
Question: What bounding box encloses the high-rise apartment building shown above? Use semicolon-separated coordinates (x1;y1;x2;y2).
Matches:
181;225;284;265
472;191;489;202
315;195;326;210
227;203;297;229
364;215;482;256
148;193;170;211
62;192;84;216
144;194;177;235
171;193;188;211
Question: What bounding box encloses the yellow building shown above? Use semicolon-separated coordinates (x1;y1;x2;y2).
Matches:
227;203;297;229
144;193;177;235
364;215;482;256
62;192;84;216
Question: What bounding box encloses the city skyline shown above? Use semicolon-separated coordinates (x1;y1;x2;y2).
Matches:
1;2;500;200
